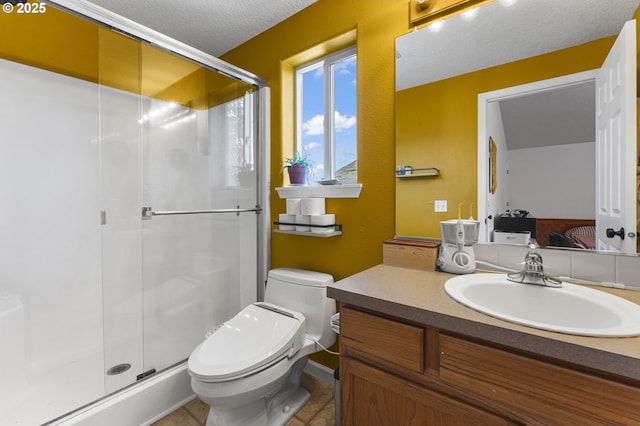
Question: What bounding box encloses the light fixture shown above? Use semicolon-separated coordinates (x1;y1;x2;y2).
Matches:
498;0;519;6
461;7;479;21
410;0;493;27
416;0;432;11
429;20;445;32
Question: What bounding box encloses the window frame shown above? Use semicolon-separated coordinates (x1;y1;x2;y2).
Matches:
295;45;357;182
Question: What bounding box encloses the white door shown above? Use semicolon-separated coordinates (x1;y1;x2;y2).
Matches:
595;19;637;253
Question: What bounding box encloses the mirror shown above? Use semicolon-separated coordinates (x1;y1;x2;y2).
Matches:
395;0;640;252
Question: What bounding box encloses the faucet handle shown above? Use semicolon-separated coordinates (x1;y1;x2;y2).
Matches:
525;252;543;273
524;244;544;274
508;242;563;287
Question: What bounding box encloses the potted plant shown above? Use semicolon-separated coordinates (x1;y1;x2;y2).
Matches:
282;150;312;185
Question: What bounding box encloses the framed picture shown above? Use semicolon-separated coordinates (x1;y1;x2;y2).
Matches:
489;137;497;194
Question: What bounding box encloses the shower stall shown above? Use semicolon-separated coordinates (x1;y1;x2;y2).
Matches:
0;2;268;424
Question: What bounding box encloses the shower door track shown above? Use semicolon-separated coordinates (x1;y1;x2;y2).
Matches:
142;206;262;219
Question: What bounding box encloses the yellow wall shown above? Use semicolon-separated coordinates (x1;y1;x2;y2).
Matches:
0;2;244;109
396;37;615;238
222;1;407;280
635;7;640;95
0;2;98;82
221;0;409;369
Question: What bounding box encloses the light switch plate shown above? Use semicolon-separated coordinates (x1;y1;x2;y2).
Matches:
435;200;447;212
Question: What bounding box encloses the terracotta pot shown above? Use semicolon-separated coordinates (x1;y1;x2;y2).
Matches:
287;165;307;185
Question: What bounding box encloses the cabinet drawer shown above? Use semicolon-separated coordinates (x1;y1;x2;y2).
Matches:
439;334;640;425
341;306;424;372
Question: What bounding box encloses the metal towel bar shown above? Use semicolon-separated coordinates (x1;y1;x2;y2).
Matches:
142;206;261;219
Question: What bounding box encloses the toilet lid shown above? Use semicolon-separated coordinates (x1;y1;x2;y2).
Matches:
188;303;305;382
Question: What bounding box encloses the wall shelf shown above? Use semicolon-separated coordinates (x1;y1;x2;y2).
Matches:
273;229;342;238
273;222;342;238
275;183;362;199
396;167;440;178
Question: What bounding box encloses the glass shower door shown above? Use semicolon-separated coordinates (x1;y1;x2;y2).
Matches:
139;45;260;374
1;3;266;423
0;20;105;424
98;27;145;393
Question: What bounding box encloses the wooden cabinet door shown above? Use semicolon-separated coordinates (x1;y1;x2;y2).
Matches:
341;358;515;426
439;334;640;425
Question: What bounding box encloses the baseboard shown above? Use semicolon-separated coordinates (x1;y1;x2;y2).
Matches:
304;359;336;384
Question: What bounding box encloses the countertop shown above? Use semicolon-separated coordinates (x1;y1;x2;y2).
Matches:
327;264;640;381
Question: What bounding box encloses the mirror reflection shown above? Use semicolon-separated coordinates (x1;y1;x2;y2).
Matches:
395;0;640;253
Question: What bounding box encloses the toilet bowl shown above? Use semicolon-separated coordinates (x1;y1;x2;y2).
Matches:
187;268;336;426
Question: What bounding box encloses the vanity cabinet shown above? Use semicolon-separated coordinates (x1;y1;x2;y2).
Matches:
339;305;640;425
343;358;512;425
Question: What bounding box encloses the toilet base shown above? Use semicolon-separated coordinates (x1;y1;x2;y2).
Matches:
265;357;310;426
205;398;268;426
202;357;311;426
266;386;310;426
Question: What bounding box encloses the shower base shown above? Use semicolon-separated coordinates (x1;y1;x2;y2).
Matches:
49;362;194;426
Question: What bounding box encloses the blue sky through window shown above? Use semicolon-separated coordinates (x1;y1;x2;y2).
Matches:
300;54;356;180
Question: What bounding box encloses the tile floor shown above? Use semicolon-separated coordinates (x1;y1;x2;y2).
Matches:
152;373;336;426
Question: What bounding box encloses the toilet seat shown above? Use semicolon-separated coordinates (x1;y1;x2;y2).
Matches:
188;302;306;383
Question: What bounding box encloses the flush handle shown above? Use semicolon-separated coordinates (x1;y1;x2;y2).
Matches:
606;227;625;240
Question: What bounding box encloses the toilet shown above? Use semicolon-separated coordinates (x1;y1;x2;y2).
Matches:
187;268;337;426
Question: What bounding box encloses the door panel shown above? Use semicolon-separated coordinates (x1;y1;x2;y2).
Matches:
595;20;637;252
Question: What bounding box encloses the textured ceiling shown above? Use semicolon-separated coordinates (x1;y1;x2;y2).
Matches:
499;81;596;151
83;0;317;57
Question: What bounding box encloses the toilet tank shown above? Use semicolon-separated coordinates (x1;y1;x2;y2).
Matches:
265;268;336;348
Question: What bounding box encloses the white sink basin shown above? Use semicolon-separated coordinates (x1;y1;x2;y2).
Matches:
444;274;640;337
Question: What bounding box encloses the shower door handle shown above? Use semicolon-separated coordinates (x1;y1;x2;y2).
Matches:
142;206;262;219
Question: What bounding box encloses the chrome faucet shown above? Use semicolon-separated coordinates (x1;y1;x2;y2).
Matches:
507;244;562;288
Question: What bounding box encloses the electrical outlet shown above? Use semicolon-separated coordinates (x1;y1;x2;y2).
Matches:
434;200;447;212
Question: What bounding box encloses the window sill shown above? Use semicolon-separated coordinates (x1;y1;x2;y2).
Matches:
275;184;362;199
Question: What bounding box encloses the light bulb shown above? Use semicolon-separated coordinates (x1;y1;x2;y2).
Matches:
461;7;478;21
429;20;445;32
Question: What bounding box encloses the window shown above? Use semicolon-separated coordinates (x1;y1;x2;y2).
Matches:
295;46;357;183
